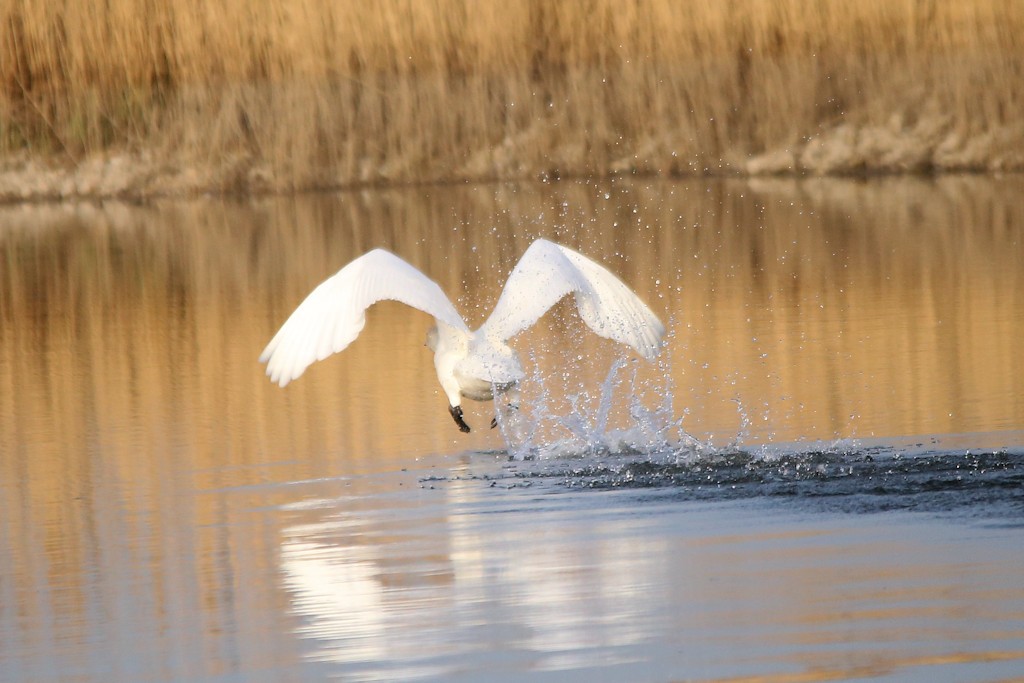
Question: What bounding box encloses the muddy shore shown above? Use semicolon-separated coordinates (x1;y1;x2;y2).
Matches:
3;114;1021;203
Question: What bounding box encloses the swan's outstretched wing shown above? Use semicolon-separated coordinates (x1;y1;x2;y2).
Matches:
260;249;468;387
479;239;665;359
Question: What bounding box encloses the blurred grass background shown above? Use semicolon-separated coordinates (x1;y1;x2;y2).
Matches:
2;0;1023;194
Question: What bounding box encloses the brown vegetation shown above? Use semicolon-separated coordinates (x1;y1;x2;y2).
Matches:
2;0;1023;198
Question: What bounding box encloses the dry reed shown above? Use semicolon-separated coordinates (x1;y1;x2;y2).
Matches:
2;0;1023;196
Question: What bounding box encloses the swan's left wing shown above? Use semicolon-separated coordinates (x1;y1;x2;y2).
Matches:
479;239;665;359
260;249;468;387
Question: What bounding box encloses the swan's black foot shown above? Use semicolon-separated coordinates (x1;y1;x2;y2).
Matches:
490;401;520;429
449;405;471;433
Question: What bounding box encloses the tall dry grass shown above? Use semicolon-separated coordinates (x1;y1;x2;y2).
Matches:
2;0;1024;194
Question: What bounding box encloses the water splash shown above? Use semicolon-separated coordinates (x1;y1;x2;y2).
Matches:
476;340;1024;518
451;433;1024;521
493;340;703;461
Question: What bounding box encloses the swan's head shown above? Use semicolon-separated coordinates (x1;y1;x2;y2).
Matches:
424;325;439;352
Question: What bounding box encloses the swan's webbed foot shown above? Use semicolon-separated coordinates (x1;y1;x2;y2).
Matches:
490;402;519;429
449;405;471;433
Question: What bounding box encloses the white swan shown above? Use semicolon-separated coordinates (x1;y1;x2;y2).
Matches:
260;239;665;432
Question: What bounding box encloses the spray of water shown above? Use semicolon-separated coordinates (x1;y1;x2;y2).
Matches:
478;326;1022;518
493;329;707;461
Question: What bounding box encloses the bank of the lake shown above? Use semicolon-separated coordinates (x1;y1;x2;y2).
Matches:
2;1;1023;201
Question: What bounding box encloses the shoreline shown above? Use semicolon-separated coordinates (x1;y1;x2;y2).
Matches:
5;2;1021;204
3;118;1021;204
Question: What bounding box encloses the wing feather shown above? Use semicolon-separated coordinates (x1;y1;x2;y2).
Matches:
260;249;467;387
480;240;665;360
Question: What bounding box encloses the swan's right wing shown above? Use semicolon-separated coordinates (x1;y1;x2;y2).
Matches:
479;239;665;360
260;249;468;387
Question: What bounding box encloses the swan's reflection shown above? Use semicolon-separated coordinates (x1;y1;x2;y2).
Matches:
282;540;390;663
278;481;669;677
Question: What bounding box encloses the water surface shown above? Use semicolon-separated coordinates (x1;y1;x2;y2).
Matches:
0;176;1022;681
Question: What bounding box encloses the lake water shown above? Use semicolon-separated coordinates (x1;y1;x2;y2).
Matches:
1;176;1022;682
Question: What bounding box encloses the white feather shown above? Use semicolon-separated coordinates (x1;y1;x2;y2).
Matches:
480;240;665;360
259;249;467;387
260;239;666;431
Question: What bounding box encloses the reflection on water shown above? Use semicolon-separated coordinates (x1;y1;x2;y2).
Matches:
0;176;1023;681
280;470;1024;681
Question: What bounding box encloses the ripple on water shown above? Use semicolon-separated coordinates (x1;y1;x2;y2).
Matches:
441;438;1024;522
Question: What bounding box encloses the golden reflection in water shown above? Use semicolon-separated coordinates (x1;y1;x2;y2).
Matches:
0;176;1022;680
3;177;1019;455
